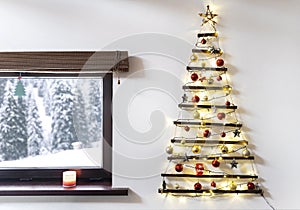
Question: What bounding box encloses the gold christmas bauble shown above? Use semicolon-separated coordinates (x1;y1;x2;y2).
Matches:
229;181;237;191
174;183;180;189
193;111;200;119
203;95;208;101
223;85;232;94
190;54;198;62
207;78;214;84
201;62;206;67
220;145;229;154
242;148;251;157
192;145;201;154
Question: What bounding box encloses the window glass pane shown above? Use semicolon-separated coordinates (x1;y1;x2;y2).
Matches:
0;78;103;168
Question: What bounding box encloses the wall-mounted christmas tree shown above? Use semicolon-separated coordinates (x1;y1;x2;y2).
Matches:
159;5;263;196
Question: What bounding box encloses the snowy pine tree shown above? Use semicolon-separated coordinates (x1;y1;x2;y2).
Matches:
50;80;77;152
0;80;28;161
87;79;102;144
27;88;44;157
0;79;7;106
73;86;89;147
43;79;52;116
37;79;46;97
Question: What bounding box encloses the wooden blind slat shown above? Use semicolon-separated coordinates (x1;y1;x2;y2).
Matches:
0;51;129;73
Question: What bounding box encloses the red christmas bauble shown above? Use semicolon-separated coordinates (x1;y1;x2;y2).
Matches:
225;100;231;106
200;38;207;44
247;182;255;190
191;73;199;81
217;112;226;120
195;163;204;176
195;163;204;170
212;159;220;167
192;95;200;103
175;164;183;172
211;181;216;188
184;126;190;132
220;132;226;138
203;129;210;138
216;58;224;67
194;182;202;190
217;75;222;81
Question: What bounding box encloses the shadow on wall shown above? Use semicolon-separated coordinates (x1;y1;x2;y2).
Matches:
118;56;145;80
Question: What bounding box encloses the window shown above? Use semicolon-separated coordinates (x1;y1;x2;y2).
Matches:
0;77;103;167
0;51;128;196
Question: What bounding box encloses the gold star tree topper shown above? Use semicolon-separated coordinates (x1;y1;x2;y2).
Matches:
199;5;218;26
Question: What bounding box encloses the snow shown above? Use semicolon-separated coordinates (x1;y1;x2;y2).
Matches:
0;147;102;167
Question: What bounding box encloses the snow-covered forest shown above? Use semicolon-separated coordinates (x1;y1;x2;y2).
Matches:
0;78;103;166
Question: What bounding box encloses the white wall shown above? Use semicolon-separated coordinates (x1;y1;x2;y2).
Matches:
0;0;299;209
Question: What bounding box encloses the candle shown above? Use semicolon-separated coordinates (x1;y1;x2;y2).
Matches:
63;171;76;188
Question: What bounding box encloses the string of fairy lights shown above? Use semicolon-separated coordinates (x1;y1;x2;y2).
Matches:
159;4;263;196
159;4;275;210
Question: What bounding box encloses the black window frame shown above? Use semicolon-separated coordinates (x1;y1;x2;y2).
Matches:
0;51;128;196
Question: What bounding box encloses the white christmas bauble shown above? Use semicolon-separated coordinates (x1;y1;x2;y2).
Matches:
165;146;173;154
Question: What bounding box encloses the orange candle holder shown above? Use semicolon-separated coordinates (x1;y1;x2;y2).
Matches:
63;171;76;188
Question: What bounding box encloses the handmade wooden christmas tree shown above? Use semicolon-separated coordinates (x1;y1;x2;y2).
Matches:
159;5;263;196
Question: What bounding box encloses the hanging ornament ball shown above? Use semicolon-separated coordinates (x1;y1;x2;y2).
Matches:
216;58;225;67
174;183;180;189
192;145;201;154
192;95;200;103
194;182;202;191
195;163;204;176
221;145;229;154
200;38;207;45
217;112;226;120
223;85;232;92
203;129;211;138
247;182;255;190
165;145;173;154
181;139;186;145
193;111;200;119
201;62;206;67
203;129;210;138
225;100;231;106
190;54;198;62
184;126;190;132
207;77;214;84
191;73;199;81
195;163;204;170
211;181;217;188
212;159;220;168
242;148;251;157
203;95;208;101
220;132;226;138
217;75;222;81
175;164;183;172
229;181;237;191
